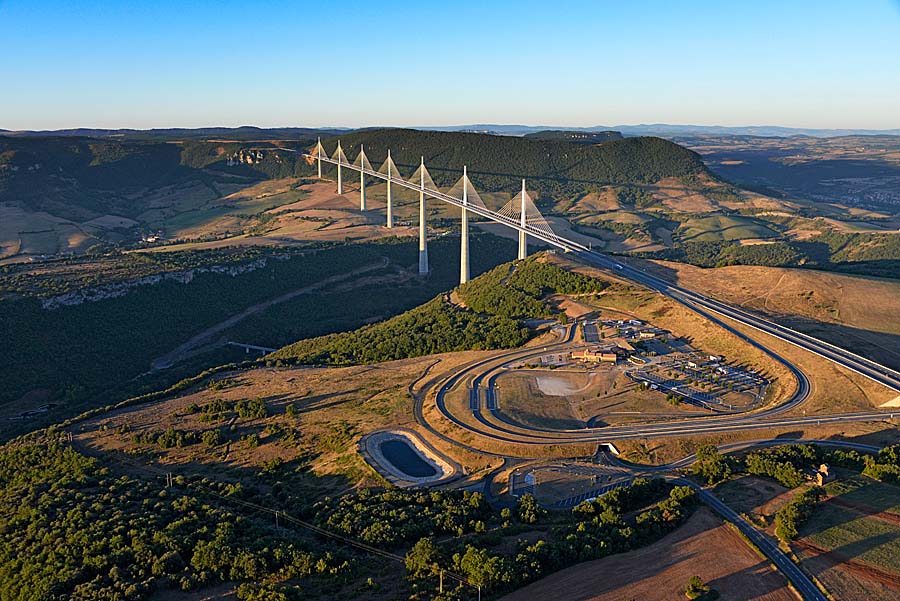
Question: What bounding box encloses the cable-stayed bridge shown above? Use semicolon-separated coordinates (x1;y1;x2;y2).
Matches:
306;138;571;283
259;138;900;396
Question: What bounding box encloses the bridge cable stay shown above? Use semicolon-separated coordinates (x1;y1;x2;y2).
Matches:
377;151;404;180
352;145;375;172
497;183;559;242
331;141;349;165
444;171;490;211
407;161;439;193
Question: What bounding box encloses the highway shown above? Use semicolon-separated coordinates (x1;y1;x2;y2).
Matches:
304;149;900;399
306;148;900;600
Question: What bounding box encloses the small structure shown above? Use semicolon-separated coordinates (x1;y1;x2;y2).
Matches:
809;463;835;486
571;347;619;363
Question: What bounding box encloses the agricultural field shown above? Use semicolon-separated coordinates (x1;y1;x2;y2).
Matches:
500;507;795;601
676;214;779;243
793;475;900;601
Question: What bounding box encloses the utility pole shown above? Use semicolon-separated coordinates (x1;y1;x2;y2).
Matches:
518;179;527;260
418;156;429;274
359;145;367;211
460;165;470;285
386;149;393;228
336;140;343;195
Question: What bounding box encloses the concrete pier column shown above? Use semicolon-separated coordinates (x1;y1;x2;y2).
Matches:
518;179;528;260
359;145;366;211
460;165;470;285
386;149;393;228
418;156;429;274
336;141;343;195
316;137;322;178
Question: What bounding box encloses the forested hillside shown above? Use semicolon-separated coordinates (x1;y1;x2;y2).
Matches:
320;129;707;198
0;136;314;219
0;236;516;440
270;255;606;365
523;130;623;144
0;432;698;600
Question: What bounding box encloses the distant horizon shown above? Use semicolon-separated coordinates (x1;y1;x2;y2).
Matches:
3;122;900;137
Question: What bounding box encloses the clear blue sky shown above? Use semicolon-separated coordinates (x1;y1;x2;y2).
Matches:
2;0;899;130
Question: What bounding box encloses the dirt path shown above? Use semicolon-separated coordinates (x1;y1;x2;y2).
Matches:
150;257;389;370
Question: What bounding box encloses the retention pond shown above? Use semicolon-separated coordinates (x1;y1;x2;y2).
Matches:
379;439;437;478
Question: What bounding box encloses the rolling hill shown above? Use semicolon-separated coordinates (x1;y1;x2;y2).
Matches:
320;128;707;198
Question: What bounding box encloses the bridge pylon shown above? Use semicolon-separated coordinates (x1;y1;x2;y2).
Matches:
518;179;527;260
316;137;323;178
386;149;393;228
418;156;429;274
335;140;344;194
359;145;366;210
460;165;470;285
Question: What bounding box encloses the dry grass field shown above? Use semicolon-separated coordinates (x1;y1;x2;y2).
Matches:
718;472;900;601
140;181;420;253
75;354;501;500
0;204;103;263
500;507;796;601
640;259;900;370
497;368;707;431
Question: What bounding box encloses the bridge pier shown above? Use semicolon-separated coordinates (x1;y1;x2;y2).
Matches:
518;179;527;260
336;141;343;195
386;149;393;228
418;156;429;274
460;165;470;285
359;145;366;210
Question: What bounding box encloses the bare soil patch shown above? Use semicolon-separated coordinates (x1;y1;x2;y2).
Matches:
500;507;795;601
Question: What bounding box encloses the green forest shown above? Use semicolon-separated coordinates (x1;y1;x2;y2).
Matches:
320;129;707;200
269;256;607;366
458;257;608;319
0;433;699;601
0;236;517;441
